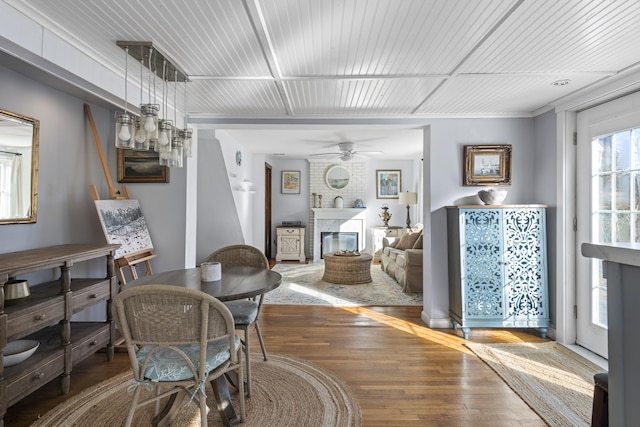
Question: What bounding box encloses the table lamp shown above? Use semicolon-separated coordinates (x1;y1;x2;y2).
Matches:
398;191;418;229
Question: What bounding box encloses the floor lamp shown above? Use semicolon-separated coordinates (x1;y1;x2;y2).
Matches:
398;191;417;229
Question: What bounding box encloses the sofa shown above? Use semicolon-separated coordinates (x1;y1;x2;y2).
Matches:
380;225;423;294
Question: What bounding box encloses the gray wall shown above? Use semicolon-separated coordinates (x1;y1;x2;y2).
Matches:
195;130;244;263
429;118;537;322
533;110;558;327
0;64;188;282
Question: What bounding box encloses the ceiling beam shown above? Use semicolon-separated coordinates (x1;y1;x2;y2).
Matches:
242;0;294;115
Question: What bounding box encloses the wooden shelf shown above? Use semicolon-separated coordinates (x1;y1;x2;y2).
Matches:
0;244;119;426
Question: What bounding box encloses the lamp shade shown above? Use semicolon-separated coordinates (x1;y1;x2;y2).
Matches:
399;191;417;205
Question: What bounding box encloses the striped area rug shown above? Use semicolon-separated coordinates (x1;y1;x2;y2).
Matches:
466;341;602;427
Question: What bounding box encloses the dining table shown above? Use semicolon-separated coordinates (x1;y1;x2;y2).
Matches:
123;265;282;426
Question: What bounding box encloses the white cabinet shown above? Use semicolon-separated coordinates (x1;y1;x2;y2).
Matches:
446;206;550;339
276;227;306;262
371;226;404;262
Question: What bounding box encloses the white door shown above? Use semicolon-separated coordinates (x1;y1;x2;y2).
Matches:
576;94;640;358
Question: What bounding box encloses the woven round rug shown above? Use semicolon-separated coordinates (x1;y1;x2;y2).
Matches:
32;353;361;427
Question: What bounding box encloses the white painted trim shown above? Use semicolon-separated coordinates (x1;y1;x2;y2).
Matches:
421;311;451;329
554;111;577;347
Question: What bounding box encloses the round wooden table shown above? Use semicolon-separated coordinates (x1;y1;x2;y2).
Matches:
322;252;373;284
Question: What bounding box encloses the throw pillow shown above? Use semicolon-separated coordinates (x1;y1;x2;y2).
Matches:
396;229;421;250
412;231;423;249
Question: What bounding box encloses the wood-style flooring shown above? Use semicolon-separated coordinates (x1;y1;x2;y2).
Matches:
4;304;549;426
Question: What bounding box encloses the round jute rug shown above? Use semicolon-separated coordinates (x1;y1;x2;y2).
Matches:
32;353;361;427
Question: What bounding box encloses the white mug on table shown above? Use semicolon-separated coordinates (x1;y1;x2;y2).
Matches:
200;262;222;281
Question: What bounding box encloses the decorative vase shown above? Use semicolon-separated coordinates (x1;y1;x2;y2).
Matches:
379;204;392;226
477;188;508;205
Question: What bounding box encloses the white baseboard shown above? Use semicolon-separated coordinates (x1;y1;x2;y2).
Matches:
420;311;451;329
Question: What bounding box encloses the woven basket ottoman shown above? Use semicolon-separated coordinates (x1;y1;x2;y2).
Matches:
322;253;373;284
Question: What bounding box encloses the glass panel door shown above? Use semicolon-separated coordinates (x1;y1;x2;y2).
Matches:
577;126;640;357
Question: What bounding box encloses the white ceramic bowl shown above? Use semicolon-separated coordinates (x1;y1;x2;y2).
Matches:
4;340;39;367
477;188;508;205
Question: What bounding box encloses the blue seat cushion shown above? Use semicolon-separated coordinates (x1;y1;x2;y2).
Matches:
224;300;259;326
137;335;241;382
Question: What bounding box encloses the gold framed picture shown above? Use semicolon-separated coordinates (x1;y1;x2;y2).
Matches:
117;149;169;183
463;145;511;186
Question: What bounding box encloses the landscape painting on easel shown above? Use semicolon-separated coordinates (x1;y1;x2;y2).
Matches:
94;199;153;259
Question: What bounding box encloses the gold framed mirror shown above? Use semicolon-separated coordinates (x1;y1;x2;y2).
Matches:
325;165;350;190
0;109;39;224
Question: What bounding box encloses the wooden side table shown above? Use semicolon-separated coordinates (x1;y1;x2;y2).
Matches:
322;253;373;284
276;226;306;262
371;226;404;262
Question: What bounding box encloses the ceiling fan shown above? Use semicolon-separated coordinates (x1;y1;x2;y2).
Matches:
309;142;383;161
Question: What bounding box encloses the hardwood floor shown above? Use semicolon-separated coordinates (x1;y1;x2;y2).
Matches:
4;305;548;426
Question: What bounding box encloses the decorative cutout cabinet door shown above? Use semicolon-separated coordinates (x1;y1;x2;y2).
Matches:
276;227;306;262
446;206;550;339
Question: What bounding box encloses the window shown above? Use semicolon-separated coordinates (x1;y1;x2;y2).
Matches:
590;127;640;326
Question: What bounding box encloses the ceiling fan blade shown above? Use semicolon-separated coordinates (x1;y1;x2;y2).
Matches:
354;150;383;154
309;152;341;156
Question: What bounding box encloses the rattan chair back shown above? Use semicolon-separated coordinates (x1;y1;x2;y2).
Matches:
203;244;269;396
203;244;269;269
112;285;245;426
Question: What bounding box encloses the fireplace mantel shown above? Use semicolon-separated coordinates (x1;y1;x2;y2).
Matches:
311;208;367;262
312;208;366;218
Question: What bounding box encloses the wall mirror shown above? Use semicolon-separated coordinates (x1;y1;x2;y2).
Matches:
326;165;350;190
0;109;39;224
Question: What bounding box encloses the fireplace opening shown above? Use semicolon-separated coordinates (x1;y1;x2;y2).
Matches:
321;232;358;258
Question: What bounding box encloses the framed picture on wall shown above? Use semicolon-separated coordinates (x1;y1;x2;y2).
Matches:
117;149;169;183
282;170;301;194
463;144;512;186
376;169;401;199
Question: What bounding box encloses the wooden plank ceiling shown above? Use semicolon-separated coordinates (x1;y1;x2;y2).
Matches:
5;0;640;120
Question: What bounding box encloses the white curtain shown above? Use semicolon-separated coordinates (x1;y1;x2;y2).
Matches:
0;152;25;218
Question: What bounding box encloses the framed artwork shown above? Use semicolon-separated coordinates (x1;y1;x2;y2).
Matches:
463;144;512;186
282;170;301;194
117;149;169;183
376;170;401;199
94;199;154;259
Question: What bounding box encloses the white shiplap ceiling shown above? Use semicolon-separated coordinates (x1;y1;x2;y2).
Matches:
5;0;640;159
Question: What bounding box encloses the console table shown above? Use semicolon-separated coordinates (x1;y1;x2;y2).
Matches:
0;243;119;426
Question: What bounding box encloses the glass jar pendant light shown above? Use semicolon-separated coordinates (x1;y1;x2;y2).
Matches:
180;81;193;158
115;47;134;149
135;48;158;151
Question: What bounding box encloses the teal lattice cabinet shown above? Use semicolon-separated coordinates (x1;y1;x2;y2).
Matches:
446;205;550;339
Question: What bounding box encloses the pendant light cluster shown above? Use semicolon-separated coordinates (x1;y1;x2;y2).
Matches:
114;41;192;168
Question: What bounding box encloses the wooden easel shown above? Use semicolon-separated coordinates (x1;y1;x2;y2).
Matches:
85;104;157;288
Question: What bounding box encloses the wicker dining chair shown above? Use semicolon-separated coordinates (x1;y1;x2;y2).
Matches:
112;285;245;426
203;244;269;396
